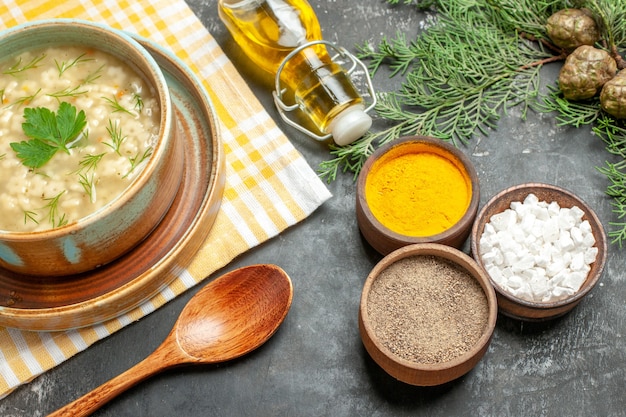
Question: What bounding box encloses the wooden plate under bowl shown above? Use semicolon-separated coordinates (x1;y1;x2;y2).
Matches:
0;37;225;331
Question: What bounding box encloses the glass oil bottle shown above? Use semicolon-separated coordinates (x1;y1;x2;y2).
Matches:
218;0;376;145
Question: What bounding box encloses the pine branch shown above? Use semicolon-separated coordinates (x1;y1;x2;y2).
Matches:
322;0;555;182
320;0;626;247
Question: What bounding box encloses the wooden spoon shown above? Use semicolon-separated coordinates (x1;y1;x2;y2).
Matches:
48;264;293;417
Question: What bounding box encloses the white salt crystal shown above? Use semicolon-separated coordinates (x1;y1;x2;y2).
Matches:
523;193;539;205
487;265;504;285
503;250;519;267
524;233;538;247
480;236;493;254
535;252;550;268
558;230;575;252
547;201;561;215
481;249;499;265
570;252;585;271
546;259;565;277
548;286;575;301
534;266;547;279
580;220;592;234
550;270;568;287
533;205;550;221
531;225;544;238
542;218;560;243
514;254;536;271
499;233;521;254
562;271;587;291
560;250;573;267
530;275;550;300
490;209;517;232
508;274;525;290
570;226;584;245
584;247;598;265
520;212;536;233
557;208;577;230
512;227;526;243
570;205;585;220
510;200;525;215
512;283;533;301
483;222;496;236
582;228;596;247
501;266;514;279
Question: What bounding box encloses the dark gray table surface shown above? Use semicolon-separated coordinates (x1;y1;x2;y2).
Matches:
3;1;625;416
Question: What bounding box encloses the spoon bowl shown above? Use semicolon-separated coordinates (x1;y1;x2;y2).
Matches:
48;264;293;416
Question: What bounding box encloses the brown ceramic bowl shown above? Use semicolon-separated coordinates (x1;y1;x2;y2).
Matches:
0;20;183;276
356;136;480;256
470;183;607;321
359;243;498;386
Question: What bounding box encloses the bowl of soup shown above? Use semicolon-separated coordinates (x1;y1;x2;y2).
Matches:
0;19;183;276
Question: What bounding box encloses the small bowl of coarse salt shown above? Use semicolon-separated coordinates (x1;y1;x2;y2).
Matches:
359;243;498;386
470;183;607;321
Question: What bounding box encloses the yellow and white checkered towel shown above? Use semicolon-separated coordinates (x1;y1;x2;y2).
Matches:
0;0;332;397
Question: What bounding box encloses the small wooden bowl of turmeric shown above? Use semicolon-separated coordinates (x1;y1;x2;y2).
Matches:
356;136;480;255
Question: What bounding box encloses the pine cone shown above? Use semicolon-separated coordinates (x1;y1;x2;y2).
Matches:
559;45;617;101
546;8;600;51
600;70;626;119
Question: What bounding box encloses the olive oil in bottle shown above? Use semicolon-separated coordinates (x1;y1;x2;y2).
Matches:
218;0;374;145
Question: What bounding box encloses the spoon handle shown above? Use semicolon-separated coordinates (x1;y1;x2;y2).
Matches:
47;342;179;417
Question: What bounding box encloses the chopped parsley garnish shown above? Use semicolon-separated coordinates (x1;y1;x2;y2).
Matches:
10;102;87;168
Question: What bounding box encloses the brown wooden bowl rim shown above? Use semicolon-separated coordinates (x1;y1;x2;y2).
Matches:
356;136;480;245
359;243;498;376
470;182;608;311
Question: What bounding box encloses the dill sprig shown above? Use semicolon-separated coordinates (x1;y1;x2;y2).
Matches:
78;173;97;203
3;53;46;76
102;95;135;116
55;53;94;77
124;147;153;179
104;119;126;155
75;153;106;174
132;92;144;112
41;191;68;229
47;85;88;100
7;88;41;109
83;64;104;85
73;152;105;203
23;210;38;225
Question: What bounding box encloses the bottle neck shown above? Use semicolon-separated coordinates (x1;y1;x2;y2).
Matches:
218;0;323;74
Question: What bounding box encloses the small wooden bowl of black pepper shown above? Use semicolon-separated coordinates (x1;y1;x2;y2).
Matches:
359;243;498;386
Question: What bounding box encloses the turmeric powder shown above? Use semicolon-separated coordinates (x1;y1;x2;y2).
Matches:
365;143;471;237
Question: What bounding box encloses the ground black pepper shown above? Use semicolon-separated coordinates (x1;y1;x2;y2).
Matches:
367;255;489;364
